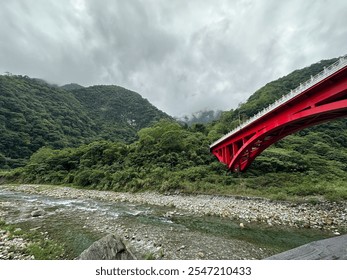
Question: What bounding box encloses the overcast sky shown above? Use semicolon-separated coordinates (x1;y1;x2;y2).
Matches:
1;0;346;117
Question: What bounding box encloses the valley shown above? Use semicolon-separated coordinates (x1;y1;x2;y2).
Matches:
1;184;343;260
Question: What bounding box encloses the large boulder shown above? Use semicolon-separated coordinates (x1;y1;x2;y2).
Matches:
78;234;136;260
31;208;45;217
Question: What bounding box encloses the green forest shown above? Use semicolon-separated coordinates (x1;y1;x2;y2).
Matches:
0;75;170;168
1;57;347;201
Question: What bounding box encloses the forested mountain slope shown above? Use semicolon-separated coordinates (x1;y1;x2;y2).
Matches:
0;75;97;168
70;85;171;142
0;75;171;168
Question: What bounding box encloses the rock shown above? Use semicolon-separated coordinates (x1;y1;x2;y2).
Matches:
78;234;136;260
164;211;175;218
239;223;245;229
31;209;45;217
177;245;185;251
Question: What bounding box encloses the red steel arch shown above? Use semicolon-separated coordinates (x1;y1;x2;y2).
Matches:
210;57;347;172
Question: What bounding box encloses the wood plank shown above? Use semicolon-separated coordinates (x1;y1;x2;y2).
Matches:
265;234;347;260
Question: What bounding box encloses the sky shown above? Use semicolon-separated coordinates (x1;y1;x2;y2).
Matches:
1;0;347;117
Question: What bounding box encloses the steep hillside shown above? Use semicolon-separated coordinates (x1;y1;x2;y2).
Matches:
0;75;97;168
0;75;171;168
70;85;172;142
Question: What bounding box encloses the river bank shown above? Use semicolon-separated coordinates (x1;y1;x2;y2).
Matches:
1;184;346;260
3;184;346;232
0;227;34;260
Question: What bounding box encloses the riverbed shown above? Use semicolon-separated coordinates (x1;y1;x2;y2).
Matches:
1;184;346;260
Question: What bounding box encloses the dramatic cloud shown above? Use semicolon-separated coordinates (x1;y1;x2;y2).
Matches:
1;0;347;116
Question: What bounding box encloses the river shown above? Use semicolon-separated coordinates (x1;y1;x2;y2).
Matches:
0;185;341;259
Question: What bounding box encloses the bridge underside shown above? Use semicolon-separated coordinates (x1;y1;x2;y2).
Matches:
211;66;347;172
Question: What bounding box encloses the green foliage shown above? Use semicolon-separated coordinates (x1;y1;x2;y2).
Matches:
26;240;65;260
60;83;84;91
0;75;171;169
71;85;171;142
12;120;215;193
0;75;96;168
251;148;309;173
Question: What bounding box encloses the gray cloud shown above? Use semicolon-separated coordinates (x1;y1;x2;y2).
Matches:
1;0;347;116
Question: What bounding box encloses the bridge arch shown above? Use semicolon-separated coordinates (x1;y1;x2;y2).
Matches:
210;56;347;172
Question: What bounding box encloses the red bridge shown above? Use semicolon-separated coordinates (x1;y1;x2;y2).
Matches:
210;56;347;172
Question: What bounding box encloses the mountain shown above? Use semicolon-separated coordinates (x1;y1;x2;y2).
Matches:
0;75;171;169
0;75;97;168
60;83;84;91
70;85;171;142
177;110;222;126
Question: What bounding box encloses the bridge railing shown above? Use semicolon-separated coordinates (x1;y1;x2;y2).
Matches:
210;55;347;148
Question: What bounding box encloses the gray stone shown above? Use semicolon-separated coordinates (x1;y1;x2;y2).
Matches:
78;234;136;260
31;209;45;217
265;234;347;260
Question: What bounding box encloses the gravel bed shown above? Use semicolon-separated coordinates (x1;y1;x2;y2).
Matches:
1;184;346;260
0;209;34;260
3;184;346;233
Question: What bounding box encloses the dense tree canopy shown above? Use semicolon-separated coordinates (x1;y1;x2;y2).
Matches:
0;75;96;168
71;85;171;142
0;75;171;168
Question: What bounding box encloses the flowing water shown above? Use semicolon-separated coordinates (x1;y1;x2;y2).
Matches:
0;188;333;259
